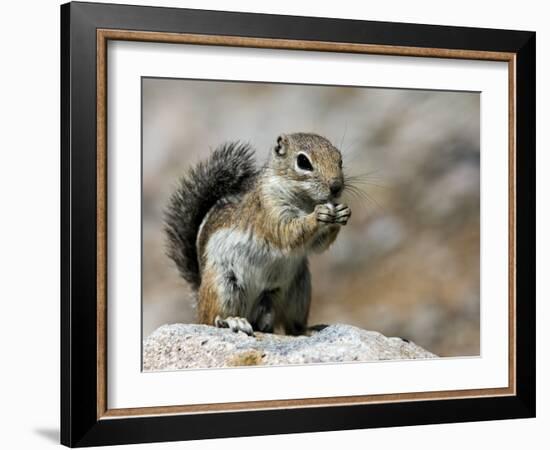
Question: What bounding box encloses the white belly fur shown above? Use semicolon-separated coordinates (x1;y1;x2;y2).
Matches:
204;227;305;314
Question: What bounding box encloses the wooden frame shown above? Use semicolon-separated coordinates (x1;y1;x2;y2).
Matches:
61;1;535;447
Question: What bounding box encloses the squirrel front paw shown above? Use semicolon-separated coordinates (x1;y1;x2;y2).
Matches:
214;315;255;336
315;203;351;226
333;203;351;225
314;203;336;224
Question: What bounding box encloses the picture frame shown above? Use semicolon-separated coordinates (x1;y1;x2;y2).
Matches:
60;1;535;447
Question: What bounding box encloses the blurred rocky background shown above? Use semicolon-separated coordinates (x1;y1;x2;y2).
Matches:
142;78;480;357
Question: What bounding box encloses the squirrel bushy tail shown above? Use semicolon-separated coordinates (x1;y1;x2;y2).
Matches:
164;142;258;289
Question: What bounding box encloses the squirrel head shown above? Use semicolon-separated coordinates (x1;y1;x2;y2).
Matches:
268;132;344;207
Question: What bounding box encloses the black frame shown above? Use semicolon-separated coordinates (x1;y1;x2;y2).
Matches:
61;1;536;447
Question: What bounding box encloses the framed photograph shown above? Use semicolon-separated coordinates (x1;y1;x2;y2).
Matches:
60;1;535;447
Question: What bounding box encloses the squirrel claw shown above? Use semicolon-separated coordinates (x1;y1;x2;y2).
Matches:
315;204;335;224
215;315;255;336
333;204;351;225
316;203;351;225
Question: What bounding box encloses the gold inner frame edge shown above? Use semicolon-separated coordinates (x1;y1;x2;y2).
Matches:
95;28;517;420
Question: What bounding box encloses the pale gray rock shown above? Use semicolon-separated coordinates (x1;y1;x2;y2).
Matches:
143;324;436;370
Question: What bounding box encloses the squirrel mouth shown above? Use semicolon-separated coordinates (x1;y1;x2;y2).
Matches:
326;193;342;203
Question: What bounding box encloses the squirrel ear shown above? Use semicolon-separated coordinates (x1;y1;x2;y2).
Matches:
274;134;289;156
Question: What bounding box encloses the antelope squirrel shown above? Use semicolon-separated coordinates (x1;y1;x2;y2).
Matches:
165;132;351;336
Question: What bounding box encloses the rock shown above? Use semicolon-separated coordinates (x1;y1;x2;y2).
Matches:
143;324;436;370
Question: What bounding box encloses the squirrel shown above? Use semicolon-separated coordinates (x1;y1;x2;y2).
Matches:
164;132;351;336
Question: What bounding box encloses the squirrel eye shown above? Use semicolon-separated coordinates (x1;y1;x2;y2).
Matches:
297;154;314;171
338;159;343;169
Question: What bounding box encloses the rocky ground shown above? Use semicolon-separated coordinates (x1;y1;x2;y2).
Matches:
143;323;436;371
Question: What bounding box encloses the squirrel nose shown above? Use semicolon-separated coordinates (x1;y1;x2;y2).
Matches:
329;180;343;197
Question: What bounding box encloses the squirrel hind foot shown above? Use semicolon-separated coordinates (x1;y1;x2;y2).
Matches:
214;315;255;337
